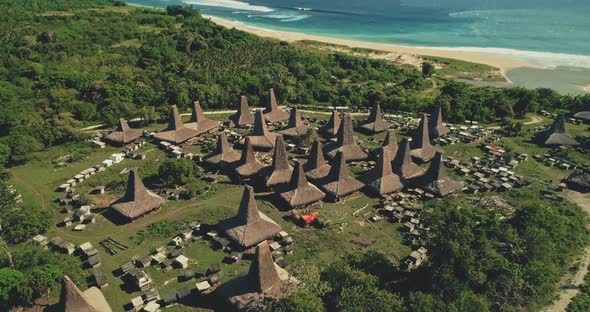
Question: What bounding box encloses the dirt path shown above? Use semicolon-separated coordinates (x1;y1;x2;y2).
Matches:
524;115;543;125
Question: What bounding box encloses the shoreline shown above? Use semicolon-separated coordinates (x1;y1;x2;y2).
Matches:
206;15;536;79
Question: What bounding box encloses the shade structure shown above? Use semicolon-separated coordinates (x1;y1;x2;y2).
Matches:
239;110;278;151
110;168;165;221
416;151;463;197
185;101;220;134
319;110;341;137
263;88;290;123
280;162;326;208
535;113;580;146
325;113;368;162
229;96;255;127
393;138;426;180
105;119;141;145
359;147;404;196
428;104;449;138
217;186;282;248
410;113;438;163
279;108;308;138
261;135;293;188
58;275;112;312
319;151;364;200
205;133;241;168
304;140;332;181
234;137;266;178
154;105;199;144
359;102;391;133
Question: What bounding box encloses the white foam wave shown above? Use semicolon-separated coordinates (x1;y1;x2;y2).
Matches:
293;7;312;11
263;13;310;22
183;0;273;12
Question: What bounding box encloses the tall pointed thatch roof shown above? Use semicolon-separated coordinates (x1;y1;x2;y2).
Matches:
280;162;326;208
279;108;308;138
111;168;165;221
262;136;293;188
319;151;364;200
229;96;255;128
205;133;241;168
325;113;368;162
240;110;279;151
393;138;426;180
428;105;449;138
154;105;199;144
360;148;404;195
248;242;283;294
304;140;332;181
264;88;289;123
105;118;142;144
535;113;580;146
218;186;282;248
416;152;463;197
410;114;438;163
58;276;112;312
360;102;391;133
234;137;266;177
373;129;398;157
319;110;341;137
185;101;220;134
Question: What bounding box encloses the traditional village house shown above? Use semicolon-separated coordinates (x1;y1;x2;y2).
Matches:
217;185;282;249
110;168;166;222
280;161;326;209
105;118;141;145
359;148;404;196
154;105;199;144
359;102;391;134
319;151;365;201
185;101;221;134
304;140;332;181
393;138;426;180
205;133;241;168
319;110;341;137
376;129;398;157
262;136;294;188
263;88;290;123
279;108;308;138
240;110;279;151
234;137;266;178
415;152;464;197
428;104;450;139
57;275;112;312
410;114;439;163
229;96;255;127
325;113;368;162
535;113;580;146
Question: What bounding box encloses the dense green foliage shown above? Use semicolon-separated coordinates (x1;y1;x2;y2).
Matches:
567;264;590;312
157;158;199;187
131;220;176;245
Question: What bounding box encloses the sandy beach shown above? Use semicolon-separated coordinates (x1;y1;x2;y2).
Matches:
207;15;535;77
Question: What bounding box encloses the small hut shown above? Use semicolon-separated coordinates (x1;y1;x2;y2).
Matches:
324;113;368;162
304;140;332;181
110;168;165;222
185;101;220;134
415;152;463;197
105;119;141;145
229;96;255;127
280;162;326;208
410;114;438;163
279;108;308;138
428;105;449;138
359;148;404;196
319;151;364;201
239;110;278;151
263;88;290;123
359;102;391;133
57;275;112;312
319;110;341;137
261;136;293;188
205;133;241;168
234;137;266;178
393;138;426;180
535;113;580;146
154;105;199;144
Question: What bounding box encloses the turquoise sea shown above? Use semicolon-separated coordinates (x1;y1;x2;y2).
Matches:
130;0;590;94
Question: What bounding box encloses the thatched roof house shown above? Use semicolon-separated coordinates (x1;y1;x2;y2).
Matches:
185;101;220;134
279;108;308;138
105;119;141;145
393;138;426;180
359;102;391;133
374;129;398;157
239;110;278;151
416;152;463;197
217;186;282;249
325;113;368;162
359;148;404;196
111;169;165;222
319;151;364;200
154;105;199;144
280;162;326;208
428;105;449;138
410;114;438;163
262;136;293;188
263;88;290;123
304;140;332;181
205;133;241;168
535;113;580;146
319;110;341;137
57;275;112;312
234;137;266;178
229;96;255;128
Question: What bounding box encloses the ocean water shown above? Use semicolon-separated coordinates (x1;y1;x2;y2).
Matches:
130;0;590;94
